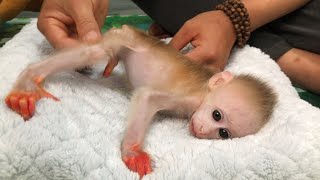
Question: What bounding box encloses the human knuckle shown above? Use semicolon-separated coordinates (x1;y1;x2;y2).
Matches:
77;17;96;27
183;20;195;29
207;50;219;60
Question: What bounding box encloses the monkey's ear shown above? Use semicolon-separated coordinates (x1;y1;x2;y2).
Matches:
208;71;234;90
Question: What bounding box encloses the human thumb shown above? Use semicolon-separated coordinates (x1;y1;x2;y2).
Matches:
72;5;101;43
185;47;207;64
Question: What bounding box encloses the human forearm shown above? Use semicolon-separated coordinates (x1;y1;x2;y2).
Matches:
242;0;311;31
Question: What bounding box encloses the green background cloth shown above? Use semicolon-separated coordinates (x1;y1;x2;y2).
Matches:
1;15;319;108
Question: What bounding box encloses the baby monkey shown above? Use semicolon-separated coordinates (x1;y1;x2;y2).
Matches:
5;25;277;178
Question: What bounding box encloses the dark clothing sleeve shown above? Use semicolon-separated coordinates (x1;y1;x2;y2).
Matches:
132;0;320;60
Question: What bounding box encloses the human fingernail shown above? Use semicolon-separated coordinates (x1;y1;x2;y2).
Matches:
83;31;99;42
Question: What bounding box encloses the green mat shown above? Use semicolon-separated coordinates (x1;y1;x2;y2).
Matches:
1;15;319;108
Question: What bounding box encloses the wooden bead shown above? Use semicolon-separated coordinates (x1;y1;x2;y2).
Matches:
215;0;251;48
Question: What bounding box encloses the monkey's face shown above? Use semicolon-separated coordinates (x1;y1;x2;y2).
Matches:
189;80;263;140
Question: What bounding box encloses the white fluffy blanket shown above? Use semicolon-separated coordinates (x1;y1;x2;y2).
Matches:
0;20;319;180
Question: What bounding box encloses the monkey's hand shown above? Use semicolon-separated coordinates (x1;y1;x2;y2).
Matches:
5;76;59;120
103;57;119;78
122;144;153;178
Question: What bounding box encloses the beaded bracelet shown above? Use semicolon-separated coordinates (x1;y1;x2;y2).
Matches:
215;0;251;48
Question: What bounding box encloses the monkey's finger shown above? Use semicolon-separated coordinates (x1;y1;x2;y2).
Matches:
103;58;118;77
124;157;137;172
132;151;152;177
141;153;152;175
33;76;44;85
38;88;59;101
10;95;21;113
28;97;36;117
19;97;30;120
33;77;59;101
135;159;145;177
143;158;152;174
137;160;151;177
5;95;12;108
169;25;197;51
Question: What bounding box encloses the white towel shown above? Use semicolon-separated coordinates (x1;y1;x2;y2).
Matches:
0;19;319;180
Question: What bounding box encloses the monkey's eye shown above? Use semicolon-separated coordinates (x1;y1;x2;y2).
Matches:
212;110;222;121
219;128;230;139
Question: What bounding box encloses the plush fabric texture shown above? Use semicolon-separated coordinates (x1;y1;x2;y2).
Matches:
0;20;319;180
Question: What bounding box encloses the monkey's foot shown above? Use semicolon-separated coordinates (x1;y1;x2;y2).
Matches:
122;145;153;178
5;77;59;120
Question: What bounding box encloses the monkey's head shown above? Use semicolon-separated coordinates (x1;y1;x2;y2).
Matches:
189;71;277;139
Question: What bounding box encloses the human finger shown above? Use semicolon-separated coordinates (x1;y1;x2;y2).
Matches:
71;3;101;43
169;22;197;51
185;46;209;64
38;17;79;49
94;0;109;29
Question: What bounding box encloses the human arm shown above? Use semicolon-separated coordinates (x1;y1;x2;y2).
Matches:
37;0;109;49
170;0;311;70
242;0;311;31
0;0;43;21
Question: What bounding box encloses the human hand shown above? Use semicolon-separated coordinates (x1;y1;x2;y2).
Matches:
38;0;108;49
170;11;237;71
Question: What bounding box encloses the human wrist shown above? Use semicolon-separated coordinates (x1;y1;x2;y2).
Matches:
215;0;251;48
214;10;237;45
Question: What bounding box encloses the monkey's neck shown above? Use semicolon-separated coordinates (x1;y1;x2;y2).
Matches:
182;88;208;117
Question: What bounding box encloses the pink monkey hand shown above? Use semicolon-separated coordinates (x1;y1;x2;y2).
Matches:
122;145;153;178
5;76;59;120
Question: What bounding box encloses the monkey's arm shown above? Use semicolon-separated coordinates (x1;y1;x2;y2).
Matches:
5;44;117;120
121;87;198;178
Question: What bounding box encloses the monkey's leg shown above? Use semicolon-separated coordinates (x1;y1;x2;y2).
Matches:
121;87;197;178
5;44;113;120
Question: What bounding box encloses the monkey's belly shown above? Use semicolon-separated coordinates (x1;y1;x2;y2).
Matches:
123;51;173;89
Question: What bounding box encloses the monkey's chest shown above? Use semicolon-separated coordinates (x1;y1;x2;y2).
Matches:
122;51;173;89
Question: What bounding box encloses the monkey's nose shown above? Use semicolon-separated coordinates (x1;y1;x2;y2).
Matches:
199;126;203;133
199;126;206;135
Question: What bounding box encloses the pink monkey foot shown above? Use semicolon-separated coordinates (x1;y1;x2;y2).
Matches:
5;76;59;120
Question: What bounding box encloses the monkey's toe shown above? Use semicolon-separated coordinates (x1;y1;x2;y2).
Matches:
5;91;41;120
123;150;153;178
